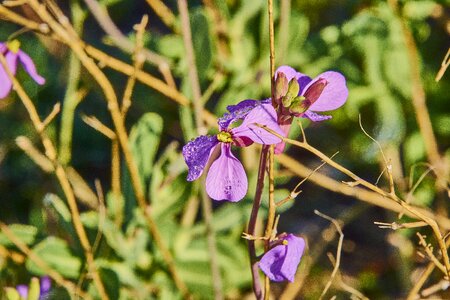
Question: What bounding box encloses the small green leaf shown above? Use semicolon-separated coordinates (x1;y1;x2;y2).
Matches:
27;277;40;300
26;237;81;279
129;112;164;182
0;224;38;247
4;288;20;300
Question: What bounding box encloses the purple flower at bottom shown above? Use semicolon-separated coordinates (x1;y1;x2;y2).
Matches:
0;40;45;99
183;100;284;202
259;234;305;282
17;276;51;299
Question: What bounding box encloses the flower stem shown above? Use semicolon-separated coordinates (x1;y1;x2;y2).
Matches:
247;145;270;300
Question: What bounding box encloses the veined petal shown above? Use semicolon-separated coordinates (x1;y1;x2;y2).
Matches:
304;71;348;112
276;65;312;95
218;99;270;130
302;110;332;122
232;103;284;145
18;50;45;85
182;135;219;181
206;144;247;202
280;234;305;282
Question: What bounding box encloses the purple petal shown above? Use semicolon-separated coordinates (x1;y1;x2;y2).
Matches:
275;65;312;95
205;143;247;202
302;111;332;122
279;234;305;282
0;51;18;99
0;43;6;53
18;50;45;85
259;244;288;282
259;234;305;282
218;99;270;130
16;284;28;298
232;103;284;145
304;71;348;112
182;135;219;181
40;276;52;295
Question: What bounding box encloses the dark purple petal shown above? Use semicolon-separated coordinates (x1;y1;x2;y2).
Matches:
40;276;51;296
232;103;284;145
259;244;288;282
303;71;348;112
275;65;312;95
182;135;219;181
302;111;332;122
205;144;247;201
259;234;305;282
16;284;28;298
218;99;266;130
18;50;45;85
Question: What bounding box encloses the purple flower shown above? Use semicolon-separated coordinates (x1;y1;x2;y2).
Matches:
183;100;284;201
17;276;51;299
259;234;305;282
274;65;348;153
0;40;45;99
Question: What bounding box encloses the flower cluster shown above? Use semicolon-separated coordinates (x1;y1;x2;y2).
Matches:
0;40;45;99
182;65;347;282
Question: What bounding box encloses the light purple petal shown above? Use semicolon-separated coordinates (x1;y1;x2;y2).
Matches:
232;103;284;145
302;111;332;122
275;65;312;95
18;50;45;85
182;135;219;181
0;51;18;99
279;234;305;282
304;71;348;112
16;284;28;298
218;99;270;130
0;43;6;53
205;143;247;202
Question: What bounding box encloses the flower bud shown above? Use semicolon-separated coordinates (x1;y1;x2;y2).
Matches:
303;77;327;105
275;72;288;103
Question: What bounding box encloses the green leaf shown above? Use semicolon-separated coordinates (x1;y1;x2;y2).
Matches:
26;237;81;279
129;112;164;182
0;224;38;247
27;277;40;300
4;288;20;300
190;8;213;81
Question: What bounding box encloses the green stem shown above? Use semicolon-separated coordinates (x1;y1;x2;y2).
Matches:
59;1;85;165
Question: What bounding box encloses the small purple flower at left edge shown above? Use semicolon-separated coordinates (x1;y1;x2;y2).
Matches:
0;39;45;99
259;234;305;282
182;100;285;202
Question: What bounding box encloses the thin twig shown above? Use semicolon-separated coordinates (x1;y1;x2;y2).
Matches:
435;47;450;82
314;210;344;299
145;0;178;32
